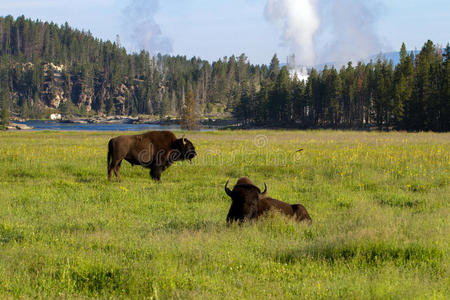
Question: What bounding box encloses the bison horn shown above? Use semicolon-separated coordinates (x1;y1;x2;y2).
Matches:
225;180;233;197
182;134;186;144
261;182;268;195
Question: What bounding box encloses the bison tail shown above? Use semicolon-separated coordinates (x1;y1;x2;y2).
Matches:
107;139;113;169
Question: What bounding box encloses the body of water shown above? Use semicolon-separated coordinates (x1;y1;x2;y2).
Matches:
16;120;217;131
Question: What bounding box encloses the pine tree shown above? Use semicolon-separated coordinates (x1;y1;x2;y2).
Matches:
180;90;198;130
392;43;414;129
442;44;450;131
410;40;437;130
291;73;306;125
323;67;341;126
268;54;280;81
271;66;291;122
1;88;10;126
160;93;170;119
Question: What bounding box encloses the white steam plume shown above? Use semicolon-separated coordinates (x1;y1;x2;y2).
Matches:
319;0;382;65
124;0;172;54
265;0;383;67
265;0;320;66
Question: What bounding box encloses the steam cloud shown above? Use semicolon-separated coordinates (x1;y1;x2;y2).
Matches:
124;0;172;54
265;0;320;66
265;0;382;67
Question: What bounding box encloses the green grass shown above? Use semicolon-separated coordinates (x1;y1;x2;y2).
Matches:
0;130;449;299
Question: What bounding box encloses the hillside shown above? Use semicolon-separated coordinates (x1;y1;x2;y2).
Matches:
0;15;264;119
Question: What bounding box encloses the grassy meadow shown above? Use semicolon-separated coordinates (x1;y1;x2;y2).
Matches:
0;130;449;299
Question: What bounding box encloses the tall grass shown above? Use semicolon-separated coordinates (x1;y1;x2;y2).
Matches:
0;130;448;298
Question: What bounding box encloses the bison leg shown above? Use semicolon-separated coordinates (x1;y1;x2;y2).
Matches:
112;160;122;182
108;164;113;181
108;159;118;181
150;165;162;182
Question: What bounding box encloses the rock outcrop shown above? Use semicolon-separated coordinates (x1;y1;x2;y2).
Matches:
7;123;34;130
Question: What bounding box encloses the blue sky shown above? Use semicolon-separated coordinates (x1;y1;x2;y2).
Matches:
0;0;449;65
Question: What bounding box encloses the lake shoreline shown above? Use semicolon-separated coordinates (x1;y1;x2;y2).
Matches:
8;115;237;129
5;119;224;131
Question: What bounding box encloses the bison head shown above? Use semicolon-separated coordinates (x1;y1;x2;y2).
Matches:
171;135;197;162
225;179;267;223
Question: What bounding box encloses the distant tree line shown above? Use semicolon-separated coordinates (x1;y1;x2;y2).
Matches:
236;42;449;131
0;15;263;120
0;15;448;131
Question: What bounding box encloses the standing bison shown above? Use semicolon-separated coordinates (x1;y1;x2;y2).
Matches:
107;131;196;182
225;177;312;224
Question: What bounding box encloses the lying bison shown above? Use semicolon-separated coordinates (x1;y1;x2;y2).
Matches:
224;177;266;223
107;131;196;182
225;177;311;224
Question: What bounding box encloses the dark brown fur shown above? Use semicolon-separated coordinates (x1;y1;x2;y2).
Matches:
258;197;312;223
107;131;196;182
225;177;312;224
225;177;264;223
235;176;255;186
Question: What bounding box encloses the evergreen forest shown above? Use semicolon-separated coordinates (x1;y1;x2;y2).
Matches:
0;16;448;131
